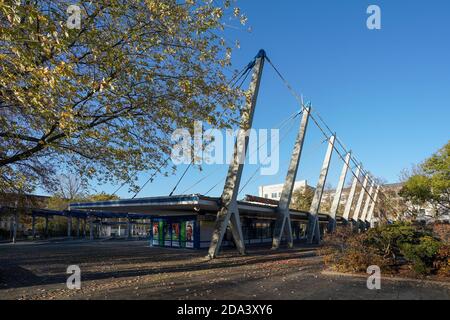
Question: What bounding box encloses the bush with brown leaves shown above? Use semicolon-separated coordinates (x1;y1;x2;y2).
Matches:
433;224;450;245
434;245;450;277
319;227;390;273
320;222;449;277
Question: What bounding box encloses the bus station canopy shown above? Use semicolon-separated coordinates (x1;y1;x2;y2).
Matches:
69;194;338;223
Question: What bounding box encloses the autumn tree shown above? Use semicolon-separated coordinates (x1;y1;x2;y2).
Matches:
291;187;314;212
0;0;245;194
399;141;450;216
87;192;120;202
377;188;408;222
47;191;119;210
54;174;87;200
47;173;119;210
46;173;85;209
318;182;334;213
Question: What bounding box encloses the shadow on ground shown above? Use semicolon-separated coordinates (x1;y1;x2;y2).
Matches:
0;240;316;290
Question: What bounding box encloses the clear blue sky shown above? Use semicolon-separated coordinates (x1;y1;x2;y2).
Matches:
99;0;450;199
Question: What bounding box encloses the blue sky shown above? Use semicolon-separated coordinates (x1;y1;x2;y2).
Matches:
100;0;450;199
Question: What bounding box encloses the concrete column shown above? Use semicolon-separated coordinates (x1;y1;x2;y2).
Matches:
272;107;311;249
328;152;351;233
228;203;245;248
45;216;49;238
127;218;132;239
342;165;362;220
32;215;36;240
76;217;80;238
360;182;375;223
9;216;13;239
352;175;369;222
208;50;266;259
83;218;87;238
89;217;94;240
98;219;102;237
306;135;336;244
12;214;17;244
67;215;72;238
367;185;380;224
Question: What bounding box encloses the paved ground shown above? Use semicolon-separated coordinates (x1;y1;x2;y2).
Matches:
0;240;449;300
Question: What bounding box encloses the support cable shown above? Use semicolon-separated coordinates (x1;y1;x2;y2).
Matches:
308;111;379;205
331;144;378;205
177;64;257;195
169;162;192;196
238;119;299;194
267;55;377;183
125;60;256;198
238;134;329;197
266;55;396;217
267;55;378;198
132;157;171;199
237;112;302;196
204;110;303;196
311;109;375;185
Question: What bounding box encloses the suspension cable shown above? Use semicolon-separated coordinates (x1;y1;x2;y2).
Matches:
265;54;396;216
176;64;257;195
169;162;192;196
120;52;395;218
238;133;329;197
267;56;374;189
202;109;304;196
132;157;171;199
237;112;301;196
121;59;257;198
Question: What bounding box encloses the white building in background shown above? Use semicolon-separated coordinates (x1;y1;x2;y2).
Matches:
257;181;448;222
258;180;312;201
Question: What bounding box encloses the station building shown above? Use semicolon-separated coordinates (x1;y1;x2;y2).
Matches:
69;194;333;250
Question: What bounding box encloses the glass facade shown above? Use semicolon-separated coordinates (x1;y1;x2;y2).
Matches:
151;216;197;249
151;215;311;249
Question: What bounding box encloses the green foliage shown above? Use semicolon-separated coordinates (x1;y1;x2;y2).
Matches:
47;192;119;210
87;192;120;202
399;236;441;274
322;222;447;277
365;223;420;259
400;141;450;213
399;175;433;204
291;187;314;211
46;196;71;211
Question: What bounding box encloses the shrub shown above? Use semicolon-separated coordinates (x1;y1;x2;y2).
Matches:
320;227;390;273
321;222;448;277
399;236;442;274
433;224;450;244
434;245;450;277
364;223;420;261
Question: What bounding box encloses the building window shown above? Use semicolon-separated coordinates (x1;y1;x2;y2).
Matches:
264;194;268;198
271;193;277;199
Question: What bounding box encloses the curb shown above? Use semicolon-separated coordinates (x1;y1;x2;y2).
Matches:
321;269;450;287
